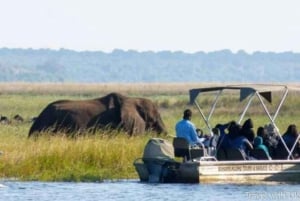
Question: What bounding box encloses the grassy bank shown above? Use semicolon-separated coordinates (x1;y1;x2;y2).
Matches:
0;83;300;181
0;132;153;181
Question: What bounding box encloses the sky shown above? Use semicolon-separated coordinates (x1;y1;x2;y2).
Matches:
0;0;300;53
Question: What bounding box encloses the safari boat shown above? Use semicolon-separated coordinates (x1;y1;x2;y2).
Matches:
134;84;300;183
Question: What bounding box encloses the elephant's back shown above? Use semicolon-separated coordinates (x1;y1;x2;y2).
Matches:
28;99;104;137
53;99;104;114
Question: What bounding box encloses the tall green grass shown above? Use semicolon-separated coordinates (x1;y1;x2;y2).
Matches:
1;83;300;181
0;131;154;181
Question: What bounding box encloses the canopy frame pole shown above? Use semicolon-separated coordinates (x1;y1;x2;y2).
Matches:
273;86;289;121
238;93;255;124
290;134;300;159
194;90;223;136
194;100;212;134
256;91;293;160
207;90;223;122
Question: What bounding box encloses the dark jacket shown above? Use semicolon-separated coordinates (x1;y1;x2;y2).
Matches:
254;136;270;157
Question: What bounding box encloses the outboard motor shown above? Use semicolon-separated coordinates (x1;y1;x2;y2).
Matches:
134;138;180;183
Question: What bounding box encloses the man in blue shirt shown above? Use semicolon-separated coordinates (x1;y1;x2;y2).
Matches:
175;109;203;146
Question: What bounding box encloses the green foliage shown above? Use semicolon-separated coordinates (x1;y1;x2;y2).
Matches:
0;131;149;181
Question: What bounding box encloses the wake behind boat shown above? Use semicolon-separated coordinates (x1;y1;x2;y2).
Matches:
134;84;300;183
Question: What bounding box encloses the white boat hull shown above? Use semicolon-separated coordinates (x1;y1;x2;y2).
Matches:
178;160;300;183
134;159;300;183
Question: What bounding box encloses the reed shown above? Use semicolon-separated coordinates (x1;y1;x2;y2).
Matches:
0;82;300;181
0;129;159;181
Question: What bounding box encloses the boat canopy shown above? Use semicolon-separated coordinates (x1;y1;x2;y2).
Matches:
188;84;299;160
189;84;288;105
189;84;288;129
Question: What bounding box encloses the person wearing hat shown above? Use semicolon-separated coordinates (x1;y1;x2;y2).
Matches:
175;109;203;146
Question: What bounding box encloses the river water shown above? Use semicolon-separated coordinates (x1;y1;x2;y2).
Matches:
1;180;300;201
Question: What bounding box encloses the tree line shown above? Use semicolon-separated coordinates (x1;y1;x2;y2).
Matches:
0;48;300;83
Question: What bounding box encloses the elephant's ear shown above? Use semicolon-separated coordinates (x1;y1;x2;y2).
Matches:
120;100;145;135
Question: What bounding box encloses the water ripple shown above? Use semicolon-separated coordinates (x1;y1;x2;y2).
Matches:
0;180;299;201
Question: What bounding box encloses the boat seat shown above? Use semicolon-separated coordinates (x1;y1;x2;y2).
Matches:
250;149;271;160
226;148;246;160
173;137;205;161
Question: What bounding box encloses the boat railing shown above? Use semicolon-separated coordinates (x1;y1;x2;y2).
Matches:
198;156;217;161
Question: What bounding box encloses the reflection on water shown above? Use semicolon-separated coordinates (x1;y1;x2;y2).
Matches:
0;180;300;201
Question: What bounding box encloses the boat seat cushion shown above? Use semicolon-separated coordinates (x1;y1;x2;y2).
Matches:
173;137;205;160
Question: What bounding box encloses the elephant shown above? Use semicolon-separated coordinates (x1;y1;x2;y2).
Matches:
28;92;167;137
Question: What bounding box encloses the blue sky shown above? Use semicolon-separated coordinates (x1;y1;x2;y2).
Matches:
0;0;299;53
